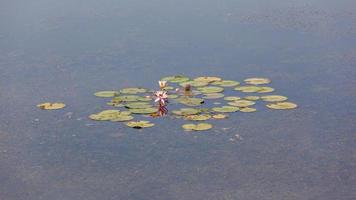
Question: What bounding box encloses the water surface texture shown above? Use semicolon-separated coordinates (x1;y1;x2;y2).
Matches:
1;0;356;199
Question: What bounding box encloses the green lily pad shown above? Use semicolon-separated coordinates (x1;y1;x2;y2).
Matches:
234;86;262;93
261;95;288;102
125;102;152;109
212;106;239;113
129;107;158;114
168;94;178;99
107;102;125;107
89;110;132;121
126;121;155;129
184;114;211;121
197;86;224;94
211;80;240;87
110;115;134;122
244;78;271;85
172;108;200;116
244;96;260;101
224;96;241;101
228;100;255;107
120;87;147;94
112;95;141;102
202;93;225;99
94;91;119;97
177;97;204;106
161;75;189;83
266;102;297;110
258;86;275;93
163;86;175;90
194;76;222;83
137;97;152;101
182;123;213;131
240;107;257;112
212;114;228;119
179;80;209;87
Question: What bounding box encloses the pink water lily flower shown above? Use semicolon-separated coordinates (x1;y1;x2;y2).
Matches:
154;91;168;105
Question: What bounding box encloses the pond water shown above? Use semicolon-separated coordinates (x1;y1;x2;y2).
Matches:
0;0;356;199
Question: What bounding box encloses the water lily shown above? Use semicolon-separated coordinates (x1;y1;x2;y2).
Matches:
158;80;168;89
154;91;168;105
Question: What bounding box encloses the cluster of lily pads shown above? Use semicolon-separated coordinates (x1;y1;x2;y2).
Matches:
88;75;298;130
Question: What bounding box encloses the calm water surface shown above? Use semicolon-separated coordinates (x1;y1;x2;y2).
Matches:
0;0;356;199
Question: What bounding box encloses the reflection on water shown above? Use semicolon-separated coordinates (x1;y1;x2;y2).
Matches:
0;0;355;199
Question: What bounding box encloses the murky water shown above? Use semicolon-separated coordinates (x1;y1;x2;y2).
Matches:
1;0;355;199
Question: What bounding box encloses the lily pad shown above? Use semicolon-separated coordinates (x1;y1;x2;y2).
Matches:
110;115;134;122
261;95;288;102
137;97;152;101
194;76;222;83
177;97;204;106
224;96;241;101
239;107;257;112
107;102;125;107
94;91;119;97
184;114;211;121
179;80;209;87
258;86;275;93
168;94;178;99
244;78;271;85
212;106;239;113
212;114;228;119
197;86;224;94
202;93;224;99
172;108;200;116
163;86;175;90
161;75;189;83
126;121;155;129
120;87;147;94
89;110;132;121
266;102;297;110
234;86;262;93
228;100;255;107
182;123;213;131
244;96;260;101
112;95;141;102
125;102;152;109
129;107;158;114
211;80;240;87
37;102;66;110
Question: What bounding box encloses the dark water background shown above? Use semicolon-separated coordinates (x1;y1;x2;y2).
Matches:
1;0;356;199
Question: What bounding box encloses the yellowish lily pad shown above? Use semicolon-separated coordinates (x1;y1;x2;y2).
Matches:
197;86;224;94
211;80;240;87
120;87;147;94
258;86;275;93
212;114;228;119
161;75;189;83
234;86;262;93
37;102;66;110
261;95;288;102
244;96;260;101
177;97;204;106
244;78;271;85
179;80;209;87
266;102;297;110
212;106;239;113
126;121;155;129
228;100;255;107
184;114;211;121
224;96;241;101
182;123;213;131
129;107;158;114
172;108;200;116
240;107;257;112
202;93;225;99
194;76;222;83
125;102;152;109
94;91;119;97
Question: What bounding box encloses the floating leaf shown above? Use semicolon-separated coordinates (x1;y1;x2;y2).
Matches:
244;96;260;101
120;87;147;94
197;86;224;94
179;80;209;87
177;97;204;106
240;107;257;112
266;102;297;110
94;91;119;97
137;97;152;101
125;102;152;109
129;107;158;114
126;121;155;129
89;110;132;121
184;114;211;121
182;123;213;131
168;94;178;99
224;96;241;101
202;93;224;99
234;86;262;93
107;102;124;107
258;86;275;93
161;75;189;83
261;95;288;102
164;86;175;90
37;102;66;110
212;114;228;119
112;95;140;102
194;76;222;83
244;78;271;85
212;106;239;113
228;100;255;107
211;80;240;87
172;108;200;116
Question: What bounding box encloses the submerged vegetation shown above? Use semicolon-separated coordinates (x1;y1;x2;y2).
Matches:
37;75;298;131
